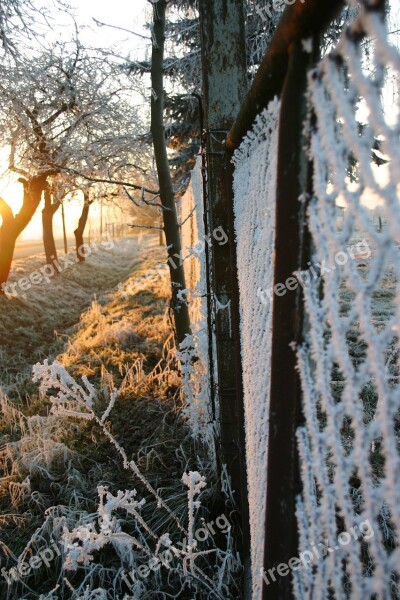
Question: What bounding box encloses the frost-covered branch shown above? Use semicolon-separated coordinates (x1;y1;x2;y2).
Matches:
32;360;186;535
31;360;240;598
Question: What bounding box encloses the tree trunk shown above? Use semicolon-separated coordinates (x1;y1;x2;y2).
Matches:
0;174;47;288
74;192;91;263
42;185;61;268
0;198;16;291
151;0;191;347
199;0;250;582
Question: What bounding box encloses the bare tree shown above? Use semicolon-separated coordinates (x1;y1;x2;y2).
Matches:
150;0;191;347
42;174;80;268
0;174;47;284
0;40;143;287
42;181;62;268
74;189;93;262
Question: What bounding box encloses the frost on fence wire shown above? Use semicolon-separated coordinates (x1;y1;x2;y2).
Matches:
176;157;214;449
232;99;280;600
295;4;400;598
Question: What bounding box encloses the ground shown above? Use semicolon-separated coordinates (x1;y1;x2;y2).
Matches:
0;236;237;599
0;235;161;388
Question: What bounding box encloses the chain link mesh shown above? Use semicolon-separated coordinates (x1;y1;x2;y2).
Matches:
295;3;400;597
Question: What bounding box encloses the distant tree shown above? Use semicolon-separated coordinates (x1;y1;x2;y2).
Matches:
149;0;192;346
0;40;143;287
74;188;94;262
41;175;77;268
42;181;62;269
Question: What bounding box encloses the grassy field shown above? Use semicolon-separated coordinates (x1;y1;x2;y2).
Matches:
0;235;159;391
0;238;239;599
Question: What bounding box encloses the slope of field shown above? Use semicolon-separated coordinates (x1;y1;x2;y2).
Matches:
0;236;239;599
0;235;161;393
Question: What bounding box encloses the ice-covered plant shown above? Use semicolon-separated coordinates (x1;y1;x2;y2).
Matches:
32;360;241;598
32;360;184;532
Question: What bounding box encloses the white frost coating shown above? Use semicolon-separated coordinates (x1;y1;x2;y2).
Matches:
176;158;215;450
29;362;240;598
232;98;280;600
295;5;400;599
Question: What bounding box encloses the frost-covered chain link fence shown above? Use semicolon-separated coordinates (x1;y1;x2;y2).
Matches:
295;4;400;598
177;4;400;598
176;158;215;448
232;101;279;600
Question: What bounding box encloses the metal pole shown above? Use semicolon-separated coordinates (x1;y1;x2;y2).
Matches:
261;41;312;600
61;202;68;254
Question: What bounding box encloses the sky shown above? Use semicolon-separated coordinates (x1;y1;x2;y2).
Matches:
1;1;399;242
0;0;150;242
66;0;150;56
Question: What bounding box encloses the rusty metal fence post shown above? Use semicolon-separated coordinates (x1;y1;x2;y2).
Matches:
261;41;313;600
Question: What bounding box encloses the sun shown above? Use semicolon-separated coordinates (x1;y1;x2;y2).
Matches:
0;148;24;215
0;151;109;244
0;178;23;213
